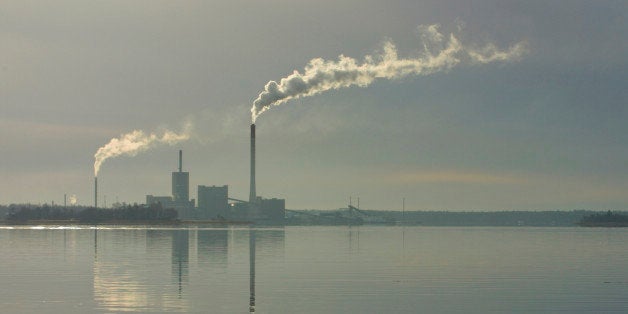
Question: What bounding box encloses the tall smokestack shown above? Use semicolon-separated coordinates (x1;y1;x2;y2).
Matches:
179;150;183;172
94;177;98;208
249;124;256;205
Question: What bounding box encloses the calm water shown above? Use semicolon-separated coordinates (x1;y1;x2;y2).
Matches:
0;226;627;313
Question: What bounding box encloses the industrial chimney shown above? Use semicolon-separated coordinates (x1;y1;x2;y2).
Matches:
94;177;98;208
178;149;182;172
249;124;256;205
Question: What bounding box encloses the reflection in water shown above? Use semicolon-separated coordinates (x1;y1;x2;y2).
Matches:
93;229;189;312
3;226;628;313
89;227;285;313
248;228;285;313
348;226;359;251
197;229;228;267
256;229;285;254
172;230;189;296
402;226;406;261
94;228;98;259
249;229;256;313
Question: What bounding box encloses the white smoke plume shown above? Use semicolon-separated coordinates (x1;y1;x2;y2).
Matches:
93;122;192;176
251;24;526;122
69;194;77;205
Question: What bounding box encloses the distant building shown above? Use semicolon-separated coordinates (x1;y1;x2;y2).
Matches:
144;149;284;223
229;202;250;220
259;197;286;221
172;171;189;203
146;195;194;213
171;170;194;219
146;195;174;207
145;150;195;219
172;150;190;204
197;185;229;219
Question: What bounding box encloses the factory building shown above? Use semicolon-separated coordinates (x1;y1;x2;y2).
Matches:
236;196;285;222
146;195;175;208
198;185;229;219
172;150;190;204
260;197;286;221
143;143;285;223
146;150;194;219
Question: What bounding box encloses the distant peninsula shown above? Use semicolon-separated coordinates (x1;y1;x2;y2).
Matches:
578;211;628;227
2;204;628;227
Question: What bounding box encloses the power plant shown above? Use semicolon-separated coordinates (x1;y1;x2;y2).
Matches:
93;124;284;222
143;126;285;223
146;150;195;218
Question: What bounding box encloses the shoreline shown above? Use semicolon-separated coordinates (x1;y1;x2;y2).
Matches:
0;219;252;226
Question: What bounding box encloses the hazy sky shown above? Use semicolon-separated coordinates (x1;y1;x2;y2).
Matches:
1;0;626;210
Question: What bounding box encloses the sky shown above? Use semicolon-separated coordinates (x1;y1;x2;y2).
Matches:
1;0;626;211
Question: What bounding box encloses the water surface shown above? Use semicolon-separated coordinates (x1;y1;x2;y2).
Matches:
1;226;627;313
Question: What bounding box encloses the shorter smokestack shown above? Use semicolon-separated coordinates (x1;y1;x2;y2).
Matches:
179;150;183;172
94;177;98;208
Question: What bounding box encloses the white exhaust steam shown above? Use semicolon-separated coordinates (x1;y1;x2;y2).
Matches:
251;24;526;122
69;194;77;205
93;123;192;176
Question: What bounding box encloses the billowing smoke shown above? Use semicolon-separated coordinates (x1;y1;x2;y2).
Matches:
251;24;526;122
93;122;192;176
69;194;77;205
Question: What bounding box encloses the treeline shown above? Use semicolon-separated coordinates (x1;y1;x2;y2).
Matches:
5;203;178;223
380;209;628;226
370;210;597;226
578;211;628;227
6;205;76;221
289;209;618;226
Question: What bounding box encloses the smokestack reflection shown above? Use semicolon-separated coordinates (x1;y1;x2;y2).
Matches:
172;230;189;297
249;228;256;313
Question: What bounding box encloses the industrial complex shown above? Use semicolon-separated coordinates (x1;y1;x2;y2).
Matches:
145;124;285;223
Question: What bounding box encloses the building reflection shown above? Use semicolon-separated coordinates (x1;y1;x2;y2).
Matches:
172;230;189;296
146;230;172;250
249;229;256;313
93;229;190;312
92;227;285;313
348;225;360;251
197;229;228;267
255;228;285;255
